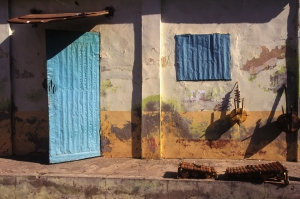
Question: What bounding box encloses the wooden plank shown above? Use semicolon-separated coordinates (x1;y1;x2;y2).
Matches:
19;11;109;19
8;10;109;24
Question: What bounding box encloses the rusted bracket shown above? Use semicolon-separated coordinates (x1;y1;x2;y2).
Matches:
276;84;300;133
230;82;247;124
7;7;114;24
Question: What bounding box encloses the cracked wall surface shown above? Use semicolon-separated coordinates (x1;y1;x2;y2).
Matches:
0;0;299;161
160;0;298;161
1;176;300;198
0;0;12;156
6;0;142;157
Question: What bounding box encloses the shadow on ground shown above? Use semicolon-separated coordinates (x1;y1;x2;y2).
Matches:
163;171;178;179
1;155;49;165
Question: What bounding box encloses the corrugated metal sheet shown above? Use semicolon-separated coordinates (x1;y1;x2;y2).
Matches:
46;30;100;163
176;34;231;81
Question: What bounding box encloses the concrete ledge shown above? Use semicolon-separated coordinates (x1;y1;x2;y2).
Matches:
0;157;300;198
0;175;300;199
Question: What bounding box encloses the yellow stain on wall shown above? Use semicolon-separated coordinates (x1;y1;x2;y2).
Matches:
161;110;290;161
101;110;161;159
99;109;295;161
141;111;161;159
13;112;48;155
101;111;141;158
10;109;295;161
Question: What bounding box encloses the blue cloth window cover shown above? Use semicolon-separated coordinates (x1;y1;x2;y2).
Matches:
175;34;231;81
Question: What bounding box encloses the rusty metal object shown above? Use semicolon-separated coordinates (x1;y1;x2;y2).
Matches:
277;112;300;133
276;84;300;133
230;82;247;123
8;10;110;24
178;162;218;179
225;162;289;184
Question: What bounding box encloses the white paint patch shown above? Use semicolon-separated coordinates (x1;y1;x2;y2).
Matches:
184;90;207;102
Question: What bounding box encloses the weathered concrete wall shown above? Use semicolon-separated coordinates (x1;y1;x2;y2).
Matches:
298;0;300;163
141;0;161;159
160;0;299;161
2;0;299;160
8;0;142;157
0;0;12;156
0;175;300;199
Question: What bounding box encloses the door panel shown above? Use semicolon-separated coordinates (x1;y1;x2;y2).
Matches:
46;29;100;163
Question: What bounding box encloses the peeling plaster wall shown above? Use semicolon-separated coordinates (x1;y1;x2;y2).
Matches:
298;0;300;162
160;0;298;161
4;0;299;161
0;0;12;156
9;0;142;156
141;0;161;159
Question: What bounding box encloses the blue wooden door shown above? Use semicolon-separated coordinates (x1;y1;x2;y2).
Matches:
46;29;100;163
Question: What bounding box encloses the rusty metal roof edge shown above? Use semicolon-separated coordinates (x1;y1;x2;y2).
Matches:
7;10;110;24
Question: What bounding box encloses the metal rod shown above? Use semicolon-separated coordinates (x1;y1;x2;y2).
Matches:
241;98;244;113
284;83;288;114
237;84;240;108
234;99;237;111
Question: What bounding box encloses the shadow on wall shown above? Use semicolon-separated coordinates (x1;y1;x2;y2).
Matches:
9;25;89;157
0;36;11;116
162;0;290;24
163;0;298;161
205;112;235;142
131;18;142;158
45;29;85;60
0;36;12;156
243;120;282;159
242;0;300;161
243;85;291;160
204;84;291;159
8;0;142;158
204;84;236;142
284;0;298;162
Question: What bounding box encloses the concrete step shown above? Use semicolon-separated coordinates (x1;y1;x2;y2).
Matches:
0;156;300;198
